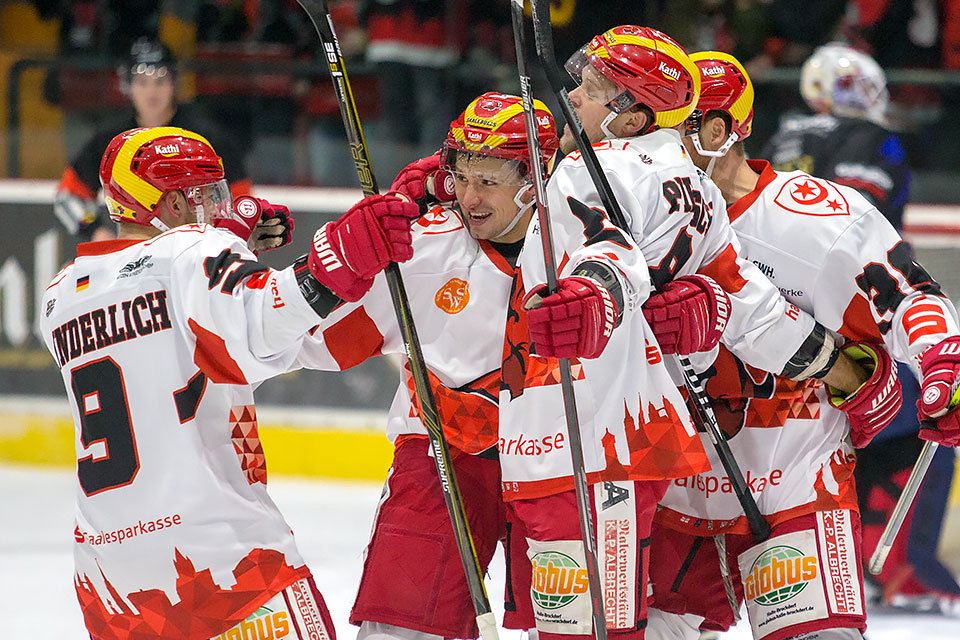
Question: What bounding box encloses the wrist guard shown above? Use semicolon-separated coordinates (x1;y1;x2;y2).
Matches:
294;254;344;318
781;322;840;380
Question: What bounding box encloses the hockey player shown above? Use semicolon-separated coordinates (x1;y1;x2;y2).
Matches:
644;51;960;640
293;92;558;640
39;126;419;639
760;43;910;231
762;43;959;611
503;26;896;640
54;38;252;243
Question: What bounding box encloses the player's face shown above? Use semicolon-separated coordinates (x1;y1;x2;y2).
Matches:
453;155;530;243
562;65;623;153
130;71;176;127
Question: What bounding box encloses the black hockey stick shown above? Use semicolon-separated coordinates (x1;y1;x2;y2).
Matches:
295;2;498;636
528;0;771;543
510;1;607;636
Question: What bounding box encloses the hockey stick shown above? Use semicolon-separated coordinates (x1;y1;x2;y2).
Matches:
528;0;771;543
869;439;939;575
295;3;498;637
510;1;607;635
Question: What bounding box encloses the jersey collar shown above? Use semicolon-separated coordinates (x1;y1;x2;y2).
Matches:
727;159;778;222
77;239;144;257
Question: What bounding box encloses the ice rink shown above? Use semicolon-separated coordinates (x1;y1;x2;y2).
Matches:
2;464;957;639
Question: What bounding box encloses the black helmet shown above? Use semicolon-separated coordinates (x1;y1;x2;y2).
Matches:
121;37;176;85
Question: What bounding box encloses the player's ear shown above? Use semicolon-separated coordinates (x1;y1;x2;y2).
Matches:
160;191;189;224
706;115;727;147
617;105;649;137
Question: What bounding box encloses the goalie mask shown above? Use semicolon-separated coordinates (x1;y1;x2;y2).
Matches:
683;51;754;174
441;93;559;239
564;25;700;137
100;127;231;232
801;43;889;124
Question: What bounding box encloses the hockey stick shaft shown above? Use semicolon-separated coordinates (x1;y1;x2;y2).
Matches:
869;439;939;575
528;0;770;542
295;3;498;636
510;1;608;635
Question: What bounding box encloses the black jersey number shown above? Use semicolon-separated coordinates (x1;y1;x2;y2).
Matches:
71;357;140;496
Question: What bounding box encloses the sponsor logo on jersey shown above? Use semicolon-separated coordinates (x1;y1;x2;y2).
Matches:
499;429;566;457
774;176;850;216
531;551;590;609
46;298;56;317
658;61;681;81
216;605;292;640
743;545;818;605
701;64;725;77
435;278;470;314
601;481;630;509
118;255;154;279
154;143;180;156
752;260;774;279
75;512;183;545
779;287;804;298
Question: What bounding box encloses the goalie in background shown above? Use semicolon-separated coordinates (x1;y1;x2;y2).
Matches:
54;37;251;245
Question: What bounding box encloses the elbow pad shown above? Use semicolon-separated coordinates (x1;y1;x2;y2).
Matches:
781;322;840;380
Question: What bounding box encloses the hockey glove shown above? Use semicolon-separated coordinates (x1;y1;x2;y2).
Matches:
241;197;295;253
917;336;960;446
389;152;456;214
307;194;420;301
642;274;730;355
524;276;618;359
828;341;902;448
212;195;266;244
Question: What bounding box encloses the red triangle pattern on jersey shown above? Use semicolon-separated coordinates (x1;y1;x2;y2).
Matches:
601;395;710;481
230;404;266;485
405;365;501;454
744;379;821;429
75;548;309;640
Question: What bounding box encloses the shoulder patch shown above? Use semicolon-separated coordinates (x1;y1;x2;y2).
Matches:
773;175;849;217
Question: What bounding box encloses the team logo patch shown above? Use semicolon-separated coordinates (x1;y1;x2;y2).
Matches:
235;196;261;220
744;545;818;605
531;551;589;609
435;278;469;314
118;255;154;279
774;176;850;216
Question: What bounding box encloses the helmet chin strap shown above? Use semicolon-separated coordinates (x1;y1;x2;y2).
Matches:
691;131;739;177
150;217;170;233
600;110;619;140
493;184;534;240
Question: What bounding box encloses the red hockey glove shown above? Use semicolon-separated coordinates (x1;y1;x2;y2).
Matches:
917;336;960;446
828;341;902;448
242;197;294;253
389;152;456;213
641;274;730;355
212;194;265;243
307;194;419;301
524;276;618;359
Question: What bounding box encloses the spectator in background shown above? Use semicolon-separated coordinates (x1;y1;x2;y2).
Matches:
54;37;251;243
355;0;464;177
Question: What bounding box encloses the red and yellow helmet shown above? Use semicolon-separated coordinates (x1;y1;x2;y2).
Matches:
441;92;559;180
565;25;700;132
99;127;226;227
689;51;754;142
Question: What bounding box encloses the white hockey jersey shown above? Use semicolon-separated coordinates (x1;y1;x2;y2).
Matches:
555;130;815;375
296;205;515;455
40;226;321;639
497;144;715;500
656;160;960;535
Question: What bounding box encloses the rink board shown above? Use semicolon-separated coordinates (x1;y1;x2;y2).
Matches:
0;397;394;482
